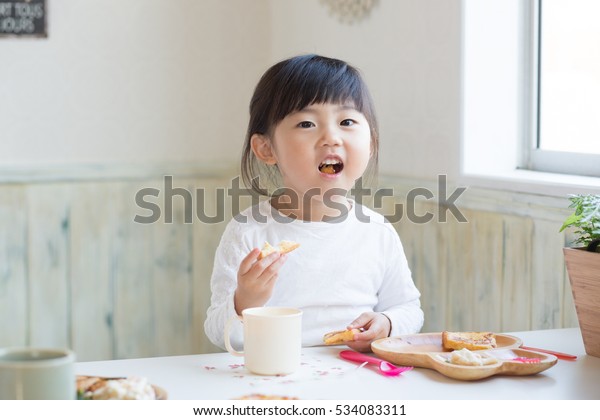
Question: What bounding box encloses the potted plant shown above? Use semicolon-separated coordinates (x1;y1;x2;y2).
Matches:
561;194;600;357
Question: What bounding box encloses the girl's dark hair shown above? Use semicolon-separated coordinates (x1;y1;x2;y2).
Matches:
241;54;379;195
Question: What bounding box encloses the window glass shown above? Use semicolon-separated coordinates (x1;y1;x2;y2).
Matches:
539;0;600;155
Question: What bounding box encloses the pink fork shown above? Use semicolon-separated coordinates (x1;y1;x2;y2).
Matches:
339;350;413;377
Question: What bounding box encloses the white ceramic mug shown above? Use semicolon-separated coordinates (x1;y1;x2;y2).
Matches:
0;347;76;400
224;307;302;375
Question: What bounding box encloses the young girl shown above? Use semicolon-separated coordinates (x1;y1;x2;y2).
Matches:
205;54;423;352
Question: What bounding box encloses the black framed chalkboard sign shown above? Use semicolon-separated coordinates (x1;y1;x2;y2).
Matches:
0;0;46;38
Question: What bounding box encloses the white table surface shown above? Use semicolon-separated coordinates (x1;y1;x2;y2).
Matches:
75;328;599;400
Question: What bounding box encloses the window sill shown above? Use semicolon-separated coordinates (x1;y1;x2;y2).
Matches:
460;169;600;198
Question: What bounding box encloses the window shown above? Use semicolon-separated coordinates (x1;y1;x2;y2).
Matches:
528;0;600;177
462;0;600;190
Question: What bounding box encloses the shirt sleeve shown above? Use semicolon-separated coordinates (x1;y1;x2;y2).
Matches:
375;230;424;336
204;220;248;350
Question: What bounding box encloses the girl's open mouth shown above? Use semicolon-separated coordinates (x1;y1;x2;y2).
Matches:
318;158;344;175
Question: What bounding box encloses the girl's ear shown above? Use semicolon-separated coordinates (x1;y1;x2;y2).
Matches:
251;134;277;165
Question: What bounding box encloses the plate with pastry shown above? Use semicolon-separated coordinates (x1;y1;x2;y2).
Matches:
371;331;557;380
76;375;167;400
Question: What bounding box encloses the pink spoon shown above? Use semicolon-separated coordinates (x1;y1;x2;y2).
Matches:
339;350;413;376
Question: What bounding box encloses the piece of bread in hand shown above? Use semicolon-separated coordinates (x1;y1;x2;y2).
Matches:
442;331;497;351
323;328;361;345
257;240;300;260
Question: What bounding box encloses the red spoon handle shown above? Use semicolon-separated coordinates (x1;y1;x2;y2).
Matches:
339;350;388;365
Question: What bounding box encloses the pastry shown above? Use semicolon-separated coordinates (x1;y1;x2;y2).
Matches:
76;375;163;400
447;348;498;366
257;240;300;260
323;328;361;345
442;331;497;351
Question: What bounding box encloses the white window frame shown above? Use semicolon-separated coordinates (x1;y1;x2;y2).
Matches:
461;0;600;195
526;0;600;177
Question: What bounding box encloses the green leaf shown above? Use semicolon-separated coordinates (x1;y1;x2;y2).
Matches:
560;213;582;232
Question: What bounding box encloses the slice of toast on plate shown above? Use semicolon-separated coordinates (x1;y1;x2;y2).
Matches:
442;331;497;351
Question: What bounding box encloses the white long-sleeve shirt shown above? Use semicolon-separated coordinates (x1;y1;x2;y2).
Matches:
204;199;424;350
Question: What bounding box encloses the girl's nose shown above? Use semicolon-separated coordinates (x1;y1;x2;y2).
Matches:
320;126;343;147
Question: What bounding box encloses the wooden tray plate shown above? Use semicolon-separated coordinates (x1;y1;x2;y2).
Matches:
371;333;557;380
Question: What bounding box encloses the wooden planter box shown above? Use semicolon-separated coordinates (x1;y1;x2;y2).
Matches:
564;247;600;358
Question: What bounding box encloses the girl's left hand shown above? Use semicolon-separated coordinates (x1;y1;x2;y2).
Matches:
345;312;391;352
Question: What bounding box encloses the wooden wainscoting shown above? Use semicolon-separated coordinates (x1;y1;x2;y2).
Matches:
380;177;578;335
0;171;231;361
0;170;579;361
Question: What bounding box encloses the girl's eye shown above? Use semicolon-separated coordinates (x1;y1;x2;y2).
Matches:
340;119;356;126
298;121;315;128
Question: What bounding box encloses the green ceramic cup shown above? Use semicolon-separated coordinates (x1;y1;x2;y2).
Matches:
0;348;76;400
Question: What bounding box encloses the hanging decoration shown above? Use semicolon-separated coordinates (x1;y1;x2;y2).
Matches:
320;0;378;24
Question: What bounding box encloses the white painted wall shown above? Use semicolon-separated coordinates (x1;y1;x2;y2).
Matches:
0;0;270;166
1;0;461;183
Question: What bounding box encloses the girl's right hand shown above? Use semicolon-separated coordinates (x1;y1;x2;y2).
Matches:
234;248;288;314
